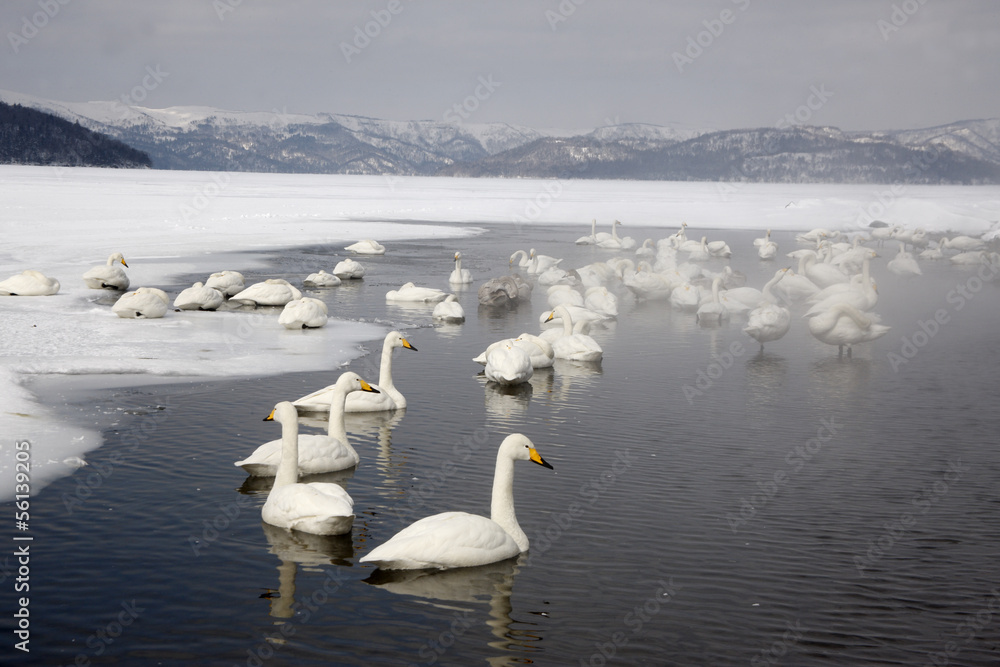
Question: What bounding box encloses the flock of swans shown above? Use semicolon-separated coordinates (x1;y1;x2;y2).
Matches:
5;219;997;573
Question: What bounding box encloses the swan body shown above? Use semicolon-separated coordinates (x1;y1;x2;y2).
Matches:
477;276;530;307
449;252;473;284
669;282;701;311
886;242;922;276
260;402;355;535
293;332;417;413
949;250;987;265
807;303;890;356
686;237;712;262
802;249;850;288
583;286;619;318
237;372;378;476
359;433;553;570
173;282;224;310
753;229;772;249
231;279;302;306
918;243;944;260
112;287;169;319
386;282;449;303
0;270;60;296
432;294;465;322
536;266;574;286
744;303;791;350
345;239;386;255
83;252;129;290
279;297;329;329
304;270;342;287
941;235;985;252
333;259;366;280
474;333;554;369
204;270;244;296
758;240;778;260
544;306;603;362
484;341;534;386
547;285;584;309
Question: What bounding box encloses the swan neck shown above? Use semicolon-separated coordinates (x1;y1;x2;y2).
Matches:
273;417;299;491
556;307;573;336
491;454;527;551
326;385;349;442
378;343;396;390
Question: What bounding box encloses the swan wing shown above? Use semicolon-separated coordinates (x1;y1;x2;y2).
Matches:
235;434;358;476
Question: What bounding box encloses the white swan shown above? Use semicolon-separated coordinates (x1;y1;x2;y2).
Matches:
547;284;584;309
753;229;772;249
583;286;619;318
279;297;329;329
474;333;554;369
527;249;562;275
941;235;985;252
806;302;890;357
669;281;701;311
294;332;417;413
886;242;922;277
385;282;449;303
544;306;603;362
204;270;244;296
758;238;778;260
596;220;636;250
686;237;712;262
744;302;791;351
236;372;378;476
576;219;599;245
231;279;302;306
449;252;473;284
112;287;169;319
802;248;850;288
949;250;987;265
359;433;553;570
696;277;730;324
805;253;878;316
345;239;386;255
260;402;355;535
432;294;465;322
333;259;366;280
0;270;60;296
173;282;224;310
484;341;534;386
303;270;342;287
83;252;129;291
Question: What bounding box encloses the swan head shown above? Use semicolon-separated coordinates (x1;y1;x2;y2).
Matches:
499;433;553;470
263;401;298;424
335;371;380;394
109;252;128;268
387;330;418;352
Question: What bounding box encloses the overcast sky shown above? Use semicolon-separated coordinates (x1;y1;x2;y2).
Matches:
3;0;998;133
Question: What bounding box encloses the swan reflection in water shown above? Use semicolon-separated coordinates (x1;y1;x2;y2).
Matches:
363;554;540;664
743;351;789;423
259;522;354;621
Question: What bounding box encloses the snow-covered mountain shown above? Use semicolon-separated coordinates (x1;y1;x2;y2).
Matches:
2;89;998;183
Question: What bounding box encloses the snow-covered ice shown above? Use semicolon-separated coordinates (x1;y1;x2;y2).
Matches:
2;164;999;498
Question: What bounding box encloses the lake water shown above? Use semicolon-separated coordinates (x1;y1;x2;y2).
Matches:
5;224;1000;666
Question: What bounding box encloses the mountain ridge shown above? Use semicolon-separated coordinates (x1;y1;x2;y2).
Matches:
2;89;997;184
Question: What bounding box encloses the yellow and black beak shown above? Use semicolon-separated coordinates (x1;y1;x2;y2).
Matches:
401;338;418;352
360;379;380;394
530;448;554;470
121;258;129;268
263;408;276;422
544;311;555;323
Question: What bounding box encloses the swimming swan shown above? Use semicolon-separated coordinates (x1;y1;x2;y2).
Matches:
484;341;534;386
260;402;356;535
385;282;449;303
235;372;379;476
293;331;417;413
359;433;553;570
83;252;129;291
449;252;473;284
544;306;603;362
0;270;60;296
432;294;465;322
333;259;366;280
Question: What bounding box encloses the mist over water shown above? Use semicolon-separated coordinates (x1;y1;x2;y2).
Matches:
4;224;1000;666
